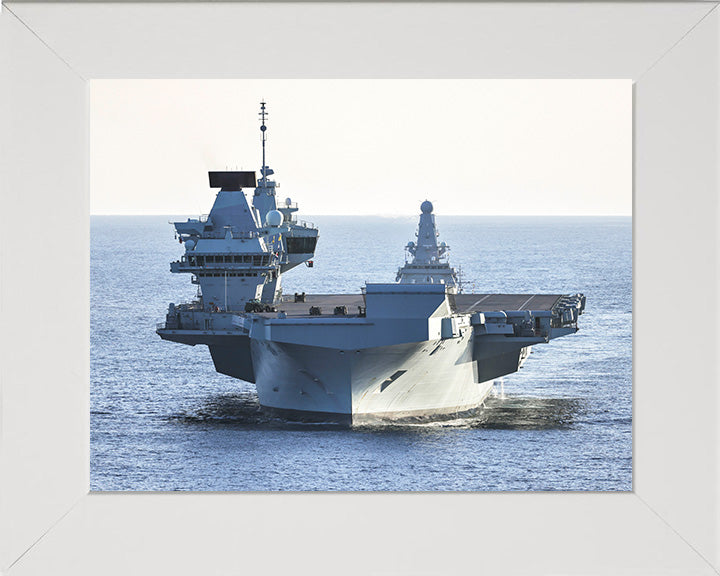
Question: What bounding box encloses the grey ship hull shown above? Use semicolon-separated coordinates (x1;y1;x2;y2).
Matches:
252;338;493;425
159;289;582;425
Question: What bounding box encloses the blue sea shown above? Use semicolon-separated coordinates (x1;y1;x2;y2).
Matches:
91;215;632;491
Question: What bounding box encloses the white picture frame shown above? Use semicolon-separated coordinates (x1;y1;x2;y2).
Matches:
1;2;718;574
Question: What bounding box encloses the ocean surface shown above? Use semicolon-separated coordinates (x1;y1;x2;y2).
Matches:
91;215;632;491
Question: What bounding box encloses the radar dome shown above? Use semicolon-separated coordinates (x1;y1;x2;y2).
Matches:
421;200;433;214
184;238;196;250
266;210;283;227
285;197;292;207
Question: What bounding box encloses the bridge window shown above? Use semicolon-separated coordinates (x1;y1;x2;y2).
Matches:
286;236;318;254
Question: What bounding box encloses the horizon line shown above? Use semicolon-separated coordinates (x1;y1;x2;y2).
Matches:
90;212;633;217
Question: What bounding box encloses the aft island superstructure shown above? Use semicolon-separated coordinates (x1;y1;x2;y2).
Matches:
157;102;586;424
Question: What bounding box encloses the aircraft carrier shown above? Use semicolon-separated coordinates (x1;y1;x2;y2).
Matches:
157;102;586;425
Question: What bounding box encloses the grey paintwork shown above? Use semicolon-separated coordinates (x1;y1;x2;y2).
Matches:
157;102;586;423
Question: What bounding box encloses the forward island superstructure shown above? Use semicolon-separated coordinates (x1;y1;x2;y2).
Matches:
168;102;317;311
158;102;585;424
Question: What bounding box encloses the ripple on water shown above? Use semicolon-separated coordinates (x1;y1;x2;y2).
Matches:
169;390;586;432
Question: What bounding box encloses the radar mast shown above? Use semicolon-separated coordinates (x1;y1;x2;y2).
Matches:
259;101;268;187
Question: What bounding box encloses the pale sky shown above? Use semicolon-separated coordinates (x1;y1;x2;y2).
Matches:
90;80;631;216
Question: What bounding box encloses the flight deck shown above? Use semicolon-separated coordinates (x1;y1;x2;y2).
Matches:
255;293;565;318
